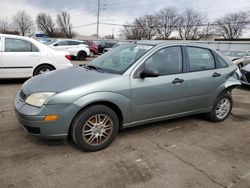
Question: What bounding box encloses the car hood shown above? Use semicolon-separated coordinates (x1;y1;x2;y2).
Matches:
22;66;118;95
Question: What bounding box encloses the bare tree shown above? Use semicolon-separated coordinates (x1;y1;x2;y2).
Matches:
120;22;145;40
135;15;157;39
56;11;73;38
155;7;180;39
213;11;250;39
36;13;55;37
178;9;206;40
0;19;9;33
12;11;34;36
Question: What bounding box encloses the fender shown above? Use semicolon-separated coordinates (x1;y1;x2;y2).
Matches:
211;69;241;103
225;68;242;88
73;92;131;124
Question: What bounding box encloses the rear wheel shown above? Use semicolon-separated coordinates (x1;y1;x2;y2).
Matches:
207;93;232;122
33;65;54;76
71;105;119;152
77;51;87;61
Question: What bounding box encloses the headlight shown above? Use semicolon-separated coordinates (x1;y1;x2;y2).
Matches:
25;92;55;107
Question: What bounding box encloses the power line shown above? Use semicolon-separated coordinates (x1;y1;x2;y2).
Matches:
73;23;96;28
99;21;250;28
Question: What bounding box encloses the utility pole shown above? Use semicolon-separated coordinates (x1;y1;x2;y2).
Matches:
96;0;100;38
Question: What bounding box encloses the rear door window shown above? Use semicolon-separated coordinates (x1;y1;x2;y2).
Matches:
187;47;215;72
68;41;81;45
56;41;68;46
5;38;39;52
216;56;229;68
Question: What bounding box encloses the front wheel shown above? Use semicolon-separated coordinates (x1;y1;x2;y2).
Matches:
207;93;233;122
71;105;119;152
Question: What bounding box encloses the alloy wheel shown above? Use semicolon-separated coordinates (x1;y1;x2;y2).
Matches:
215;98;231;119
82;114;113;146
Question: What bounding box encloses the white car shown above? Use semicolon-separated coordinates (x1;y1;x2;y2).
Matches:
0;34;73;78
49;39;90;60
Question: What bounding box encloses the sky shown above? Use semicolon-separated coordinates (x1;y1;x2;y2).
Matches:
0;0;250;37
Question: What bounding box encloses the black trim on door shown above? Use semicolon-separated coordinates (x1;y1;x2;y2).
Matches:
0;66;33;69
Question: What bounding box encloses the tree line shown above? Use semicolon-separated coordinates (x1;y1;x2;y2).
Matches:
0;8;249;40
120;8;250;40
0;11;74;38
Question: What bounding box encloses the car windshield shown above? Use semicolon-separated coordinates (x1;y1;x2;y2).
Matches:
221;50;246;58
88;43;153;74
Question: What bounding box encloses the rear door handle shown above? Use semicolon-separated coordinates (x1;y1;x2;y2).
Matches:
172;78;184;84
212;72;221;77
30;53;39;57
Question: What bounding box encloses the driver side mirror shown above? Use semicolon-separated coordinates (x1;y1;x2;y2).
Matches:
140;68;159;79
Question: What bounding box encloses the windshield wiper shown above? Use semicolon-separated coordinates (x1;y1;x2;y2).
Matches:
80;64;103;72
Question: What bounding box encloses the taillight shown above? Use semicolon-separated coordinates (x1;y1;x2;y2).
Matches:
65;54;71;61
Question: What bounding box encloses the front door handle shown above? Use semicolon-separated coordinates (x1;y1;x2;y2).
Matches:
172;78;184;84
212;72;221;77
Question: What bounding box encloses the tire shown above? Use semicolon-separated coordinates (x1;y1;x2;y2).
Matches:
89;51;95;58
207;93;233;122
71;105;119;152
77;51;87;61
33;65;54;76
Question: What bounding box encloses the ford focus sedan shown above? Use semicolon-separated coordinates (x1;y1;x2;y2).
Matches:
14;41;241;152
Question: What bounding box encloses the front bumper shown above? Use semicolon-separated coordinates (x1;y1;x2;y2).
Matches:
14;91;80;139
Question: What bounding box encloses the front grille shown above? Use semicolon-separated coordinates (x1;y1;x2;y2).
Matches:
20;90;27;101
23;125;40;134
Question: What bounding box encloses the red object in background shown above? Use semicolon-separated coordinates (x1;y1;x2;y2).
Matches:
84;40;99;55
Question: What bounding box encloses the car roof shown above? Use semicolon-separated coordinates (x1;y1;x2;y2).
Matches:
56;39;83;42
135;40;215;49
220;49;247;52
0;34;32;40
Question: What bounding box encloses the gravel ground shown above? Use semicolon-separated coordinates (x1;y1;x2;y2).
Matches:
0;59;250;188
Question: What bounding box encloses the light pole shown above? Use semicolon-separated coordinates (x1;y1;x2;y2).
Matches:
96;0;100;38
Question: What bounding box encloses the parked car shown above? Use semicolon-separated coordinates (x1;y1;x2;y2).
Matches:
81;40;98;57
240;64;250;86
14;42;241;152
49;39;90;60
220;49;250;68
103;42;130;53
0;34;73;78
94;41;117;53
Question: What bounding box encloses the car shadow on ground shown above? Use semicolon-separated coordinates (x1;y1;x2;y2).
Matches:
239;85;250;91
118;114;205;135
0;78;28;84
